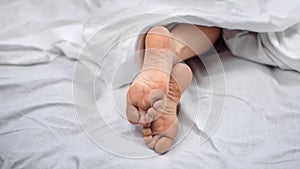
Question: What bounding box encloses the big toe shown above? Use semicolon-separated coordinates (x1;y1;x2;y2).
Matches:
154;137;173;154
145;135;174;154
126;104;139;124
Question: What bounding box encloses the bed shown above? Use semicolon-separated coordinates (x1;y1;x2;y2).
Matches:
1;0;300;168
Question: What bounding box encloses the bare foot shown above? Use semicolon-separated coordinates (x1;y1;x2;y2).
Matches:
143;63;192;154
126;26;175;124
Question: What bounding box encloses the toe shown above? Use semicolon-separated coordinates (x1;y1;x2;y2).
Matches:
154;137;173;154
146;135;160;149
143;123;154;145
153;99;166;113
142;127;152;136
149;89;166;106
144;135;152;144
144;89;166;122
144;108;159;123
126;104;139;124
138;109;146;124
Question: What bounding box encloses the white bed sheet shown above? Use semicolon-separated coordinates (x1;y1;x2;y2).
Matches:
1;49;300;169
1;0;300;168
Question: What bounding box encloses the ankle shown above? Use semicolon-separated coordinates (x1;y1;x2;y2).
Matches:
171;33;196;63
172;37;185;63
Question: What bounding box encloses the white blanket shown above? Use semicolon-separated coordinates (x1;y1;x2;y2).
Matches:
1;0;300;168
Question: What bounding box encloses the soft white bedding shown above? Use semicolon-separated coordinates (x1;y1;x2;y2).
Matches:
1;0;300;168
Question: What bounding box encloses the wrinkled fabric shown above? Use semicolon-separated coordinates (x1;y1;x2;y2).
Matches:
1;0;300;169
0;0;96;65
223;22;300;72
1;51;300;169
82;0;300;89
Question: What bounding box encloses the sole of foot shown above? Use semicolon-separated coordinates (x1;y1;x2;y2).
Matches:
126;26;175;125
143;63;192;154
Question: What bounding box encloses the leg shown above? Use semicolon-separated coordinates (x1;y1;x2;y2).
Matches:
171;24;221;61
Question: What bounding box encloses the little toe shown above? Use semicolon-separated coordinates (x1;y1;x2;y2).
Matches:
143;123;153;145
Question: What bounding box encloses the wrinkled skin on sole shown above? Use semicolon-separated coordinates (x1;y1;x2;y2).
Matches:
143;63;192;154
126;26;174;124
125;26;192;154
